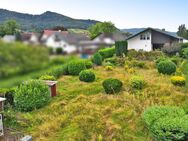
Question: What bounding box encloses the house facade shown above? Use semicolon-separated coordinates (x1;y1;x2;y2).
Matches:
41;30;89;54
127;28;183;51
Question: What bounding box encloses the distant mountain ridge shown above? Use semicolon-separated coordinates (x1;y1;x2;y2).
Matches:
0;9;99;31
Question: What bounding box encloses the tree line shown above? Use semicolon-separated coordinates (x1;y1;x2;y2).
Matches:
177;24;188;39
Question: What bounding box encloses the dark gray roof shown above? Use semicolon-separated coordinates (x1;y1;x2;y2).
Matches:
127;28;183;40
53;32;90;44
94;32;128;41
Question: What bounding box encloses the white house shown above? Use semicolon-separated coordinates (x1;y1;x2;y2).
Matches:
41;30;89;54
127;28;184;51
2;35;16;43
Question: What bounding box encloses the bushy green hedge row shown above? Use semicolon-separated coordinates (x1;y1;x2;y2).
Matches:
0;41;49;79
115;41;128;57
143;106;188;140
98;47;115;59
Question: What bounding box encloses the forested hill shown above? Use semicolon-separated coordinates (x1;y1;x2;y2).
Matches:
0;9;99;31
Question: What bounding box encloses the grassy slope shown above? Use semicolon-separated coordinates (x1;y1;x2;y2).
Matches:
10;61;188;141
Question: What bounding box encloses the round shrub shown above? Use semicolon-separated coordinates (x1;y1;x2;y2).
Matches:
130;76;146;90
157;60;176;75
92;53;103;66
68;60;86;75
102;78;123;94
56;47;63;54
79;70;95;82
155;57;167;66
85;60;93;69
39;75;56;81
14;80;50;112
171;76;186;86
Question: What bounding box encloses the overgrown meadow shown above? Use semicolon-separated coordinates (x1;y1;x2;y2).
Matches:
1;42;188;141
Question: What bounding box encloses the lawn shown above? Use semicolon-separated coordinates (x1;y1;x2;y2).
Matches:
6;60;188;141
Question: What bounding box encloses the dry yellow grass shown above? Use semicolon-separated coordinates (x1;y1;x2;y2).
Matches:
9;61;188;141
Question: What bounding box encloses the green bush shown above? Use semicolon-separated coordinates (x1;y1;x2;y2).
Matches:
98;47;115;59
56;47;63;54
84;60;93;69
182;48;188;59
170;57;180;65
180;43;188;57
155;57;167;66
157;60;176;75
142;106;188;141
115;41;128;57
39;75;56;81
92;53;103;66
126;60;146;69
14;80;51;112
49;64;69;78
102;78;123;94
130;76;146;90
128;49;164;61
68;60;86;75
79;70;95;82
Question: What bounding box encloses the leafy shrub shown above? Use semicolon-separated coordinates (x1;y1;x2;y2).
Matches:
142;106;188;141
56;47;63;54
98;47;115;59
104;57;117;66
49;64;69;78
162;43;181;55
170;57;180;65
157;60;176;75
68;60;86;75
39;75;56;81
171;76;186;86
130;76;146;90
48;47;54;55
128;49;164;61
182;48;188;59
102;78;123;94
155;57;167;66
14;80;50;112
79;70;95;82
105;66;113;71
84;60;93;69
115;41;128;57
126;60;146;69
92;53;103;66
180;43;188;57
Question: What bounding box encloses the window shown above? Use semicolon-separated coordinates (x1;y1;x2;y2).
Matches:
147;34;150;40
140;34;145;40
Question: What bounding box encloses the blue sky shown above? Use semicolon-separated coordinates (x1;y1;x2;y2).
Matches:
0;0;188;31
